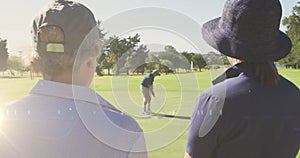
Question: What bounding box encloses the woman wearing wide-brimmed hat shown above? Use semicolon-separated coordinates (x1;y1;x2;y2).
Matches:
185;0;300;157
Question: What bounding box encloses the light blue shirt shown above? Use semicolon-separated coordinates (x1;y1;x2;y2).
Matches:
0;80;147;158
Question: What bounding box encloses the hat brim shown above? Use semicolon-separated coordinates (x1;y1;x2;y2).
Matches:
202;17;292;61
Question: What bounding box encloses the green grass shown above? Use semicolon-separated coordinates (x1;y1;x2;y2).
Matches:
0;69;299;157
278;68;300;86
0;77;40;105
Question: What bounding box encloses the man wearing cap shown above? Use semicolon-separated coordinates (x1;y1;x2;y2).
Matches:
185;0;300;158
0;0;147;157
141;69;160;114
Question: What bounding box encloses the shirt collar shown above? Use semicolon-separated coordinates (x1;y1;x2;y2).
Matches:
212;63;255;85
30;80;119;112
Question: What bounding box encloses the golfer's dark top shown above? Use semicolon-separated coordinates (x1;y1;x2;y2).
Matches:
141;73;154;88
186;63;300;158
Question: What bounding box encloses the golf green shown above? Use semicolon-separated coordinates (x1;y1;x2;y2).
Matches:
0;68;299;157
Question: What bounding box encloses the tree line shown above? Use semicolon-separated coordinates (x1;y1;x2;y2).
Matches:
95;21;229;76
0;30;262;77
97;2;300;72
0;38;29;77
1;1;300;77
96;34;229;76
279;2;300;68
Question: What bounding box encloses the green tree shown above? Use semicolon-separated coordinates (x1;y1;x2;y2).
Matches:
30;56;42;73
280;2;300;68
192;54;206;72
101;34;140;74
164;45;177;54
96;20;107;40
181;51;195;63
126;44;149;74
203;52;224;66
158;45;190;72
98;53;114;75
159;59;173;74
220;54;230;65
0;38;9;72
157;51;176;71
145;53;160;71
181;51;197;72
7;56;24;76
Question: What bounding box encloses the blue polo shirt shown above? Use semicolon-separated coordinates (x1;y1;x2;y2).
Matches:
141;73;154;88
0;80;147;158
186;63;300;158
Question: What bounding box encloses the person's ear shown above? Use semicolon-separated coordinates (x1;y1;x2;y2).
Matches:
86;58;96;69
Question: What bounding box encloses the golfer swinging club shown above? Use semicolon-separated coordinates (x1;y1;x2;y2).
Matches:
141;69;160;114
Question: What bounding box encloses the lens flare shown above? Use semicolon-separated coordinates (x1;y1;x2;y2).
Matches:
0;106;4;127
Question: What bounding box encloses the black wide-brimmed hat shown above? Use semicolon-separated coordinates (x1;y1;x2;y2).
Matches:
202;0;292;61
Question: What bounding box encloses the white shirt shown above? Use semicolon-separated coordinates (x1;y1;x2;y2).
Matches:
0;80;147;158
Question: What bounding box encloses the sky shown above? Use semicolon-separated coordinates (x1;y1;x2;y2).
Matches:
0;0;298;57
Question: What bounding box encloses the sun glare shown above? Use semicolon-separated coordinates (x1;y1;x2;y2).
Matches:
0;106;4;127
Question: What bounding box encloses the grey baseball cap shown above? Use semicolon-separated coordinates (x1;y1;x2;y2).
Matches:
31;0;99;56
152;69;161;76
